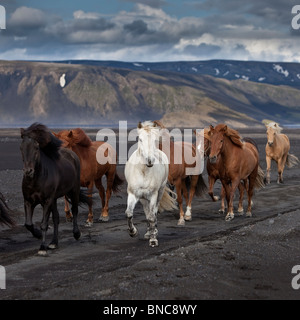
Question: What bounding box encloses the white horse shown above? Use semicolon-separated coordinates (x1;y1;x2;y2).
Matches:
125;121;177;247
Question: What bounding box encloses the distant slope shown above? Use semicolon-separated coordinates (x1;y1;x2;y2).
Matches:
55;59;300;88
0;60;300;128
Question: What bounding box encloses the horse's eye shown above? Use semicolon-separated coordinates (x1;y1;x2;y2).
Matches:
220;139;224;143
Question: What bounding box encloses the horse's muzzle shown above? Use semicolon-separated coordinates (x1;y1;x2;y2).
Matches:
268;142;274;147
209;155;217;164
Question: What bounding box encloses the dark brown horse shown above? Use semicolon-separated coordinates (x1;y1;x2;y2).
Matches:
20;123;91;256
209;124;264;221
153;120;207;225
0;192;15;227
54;128;123;226
195;128;248;214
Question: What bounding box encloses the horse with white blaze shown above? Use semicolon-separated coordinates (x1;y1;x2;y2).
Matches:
125;121;177;247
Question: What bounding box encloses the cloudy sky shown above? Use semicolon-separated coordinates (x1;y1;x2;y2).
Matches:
0;0;299;62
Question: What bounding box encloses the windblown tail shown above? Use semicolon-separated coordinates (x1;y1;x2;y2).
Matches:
195;174;208;197
158;186;178;213
112;172;124;193
0;193;15;227
286;153;300;168
79;189;93;207
255;165;265;190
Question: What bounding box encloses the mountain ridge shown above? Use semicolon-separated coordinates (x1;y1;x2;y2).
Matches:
0;60;299;128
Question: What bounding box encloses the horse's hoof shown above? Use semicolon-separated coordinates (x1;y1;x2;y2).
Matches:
149;238;158;247
237;210;244;216
213;196;220;201
129;228;138;238
225;213;234;221
74;231;81;240
37;250;48;257
48;243;58;250
246;212;252;218
218;209;225;215
184;215;192;221
177;218;185;226
85;221;93;227
99;215;109;222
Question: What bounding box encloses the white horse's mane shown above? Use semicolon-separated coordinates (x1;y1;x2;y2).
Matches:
266;121;283;133
138;121;160;137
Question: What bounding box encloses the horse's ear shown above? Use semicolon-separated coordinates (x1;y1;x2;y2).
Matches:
52;132;59;138
274;123;278;127
153;122;157;127
20;128;25;138
67;130;73;138
209;125;214;132
222;125;228;133
137;122;142;129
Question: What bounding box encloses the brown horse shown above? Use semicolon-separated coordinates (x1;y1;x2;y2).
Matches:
209;124;265;221
195;128;246;215
54;128;123;226
265;122;299;184
153;120;207;225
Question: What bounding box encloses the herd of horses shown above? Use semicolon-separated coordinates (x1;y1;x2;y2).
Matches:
0;120;299;254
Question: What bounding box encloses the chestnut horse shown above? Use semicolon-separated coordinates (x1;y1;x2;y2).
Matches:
209;124;265;221
195;128;246;215
153;120;207;225
54;129;123;226
265;122;299;184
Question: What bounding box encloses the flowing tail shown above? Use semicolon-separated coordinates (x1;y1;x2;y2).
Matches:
79;189;93;207
184;174;207;197
286;153;300;168
0;192;15;227
158;186;178;213
112;172;124;193
254;165;265;190
195;174;208;197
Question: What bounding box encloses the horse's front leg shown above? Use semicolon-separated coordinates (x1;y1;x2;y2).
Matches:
266;155;272;184
147;194;159;247
223;179;240;222
277;157;285;184
38;201;52;256
208;175;219;202
184;175;198;221
24;200;41;239
48;201;60;251
237;181;245;215
125;192;138;237
175;178;185;226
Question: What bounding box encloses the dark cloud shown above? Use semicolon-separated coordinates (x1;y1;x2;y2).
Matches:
124;20;148;35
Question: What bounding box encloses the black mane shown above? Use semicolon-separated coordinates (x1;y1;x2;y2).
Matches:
21;123;62;160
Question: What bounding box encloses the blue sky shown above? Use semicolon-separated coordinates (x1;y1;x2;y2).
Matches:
0;0;299;62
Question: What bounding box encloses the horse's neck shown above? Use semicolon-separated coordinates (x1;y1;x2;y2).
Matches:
73;145;90;161
220;137;236;162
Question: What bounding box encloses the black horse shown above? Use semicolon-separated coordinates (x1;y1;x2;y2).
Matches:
0;192;15;227
20;123;91;256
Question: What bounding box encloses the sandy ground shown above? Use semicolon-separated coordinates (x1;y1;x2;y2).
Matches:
0;127;300;300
